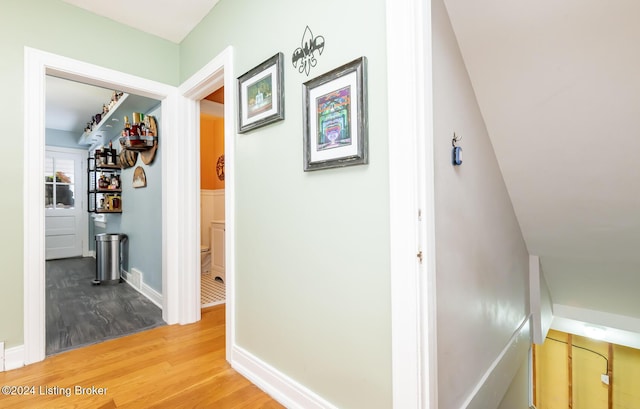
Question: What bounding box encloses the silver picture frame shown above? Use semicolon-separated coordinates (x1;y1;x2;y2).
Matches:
237;52;285;133
302;56;368;171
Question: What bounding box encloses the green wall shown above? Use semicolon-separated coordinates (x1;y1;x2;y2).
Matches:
0;0;178;349
181;0;391;407
2;0;392;407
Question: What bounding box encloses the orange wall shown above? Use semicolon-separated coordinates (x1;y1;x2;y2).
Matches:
200;114;224;190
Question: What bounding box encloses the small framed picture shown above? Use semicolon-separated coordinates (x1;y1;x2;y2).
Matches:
237;52;285;133
302;57;368;171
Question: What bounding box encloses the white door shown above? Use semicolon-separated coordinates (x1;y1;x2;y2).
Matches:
45;148;85;260
211;221;225;281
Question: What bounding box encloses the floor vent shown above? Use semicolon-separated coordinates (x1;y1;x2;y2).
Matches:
129;268;142;289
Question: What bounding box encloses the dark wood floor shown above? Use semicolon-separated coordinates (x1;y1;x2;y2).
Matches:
46;257;165;355
1;305;283;408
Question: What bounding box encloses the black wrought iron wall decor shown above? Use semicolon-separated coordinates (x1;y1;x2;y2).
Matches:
292;26;325;76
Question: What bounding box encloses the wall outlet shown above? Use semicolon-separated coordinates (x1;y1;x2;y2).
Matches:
601;374;610;385
1;341;5;372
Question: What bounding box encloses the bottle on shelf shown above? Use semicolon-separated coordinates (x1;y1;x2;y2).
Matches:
107;141;115;165
111;195;121;210
130;112;141;138
98;173;106;190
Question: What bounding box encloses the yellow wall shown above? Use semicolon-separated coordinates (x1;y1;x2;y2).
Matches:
536;329;569;408
200;114;224;190
536;330;640;409
572;335;608;409
613;344;640;408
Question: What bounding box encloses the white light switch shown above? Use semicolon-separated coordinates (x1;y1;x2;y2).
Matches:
601;374;610;385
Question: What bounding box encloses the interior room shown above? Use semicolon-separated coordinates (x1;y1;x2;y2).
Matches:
44;75;166;355
3;0;640;408
199;87;226;308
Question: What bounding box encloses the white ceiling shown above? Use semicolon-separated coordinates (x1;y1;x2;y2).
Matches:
61;0;220;43
443;0;640;322
48;1;222;137
54;1;639;333
46;76;114;133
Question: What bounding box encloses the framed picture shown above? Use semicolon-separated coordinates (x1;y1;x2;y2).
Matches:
237;52;285;133
302;56;368;171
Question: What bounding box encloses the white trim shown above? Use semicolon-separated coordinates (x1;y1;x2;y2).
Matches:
551;304;640;349
462;316;531;409
530;255;544;344
553;304;640;332
232;346;339;409
23;47;180;366
179;46;235;362
5;345;26;372
121;268;163;309
24;47;47;365
386;0;436;408
141;283;163;309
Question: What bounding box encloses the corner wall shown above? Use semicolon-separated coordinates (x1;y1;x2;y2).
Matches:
119;105;163;292
180;0;391;407
0;0;178;349
431;0;530;407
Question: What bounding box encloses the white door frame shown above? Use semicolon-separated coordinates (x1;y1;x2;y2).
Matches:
178;46;235;362
386;0;437;407
23;47;182;364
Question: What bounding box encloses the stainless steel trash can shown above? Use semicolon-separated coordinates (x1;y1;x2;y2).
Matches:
94;233;128;285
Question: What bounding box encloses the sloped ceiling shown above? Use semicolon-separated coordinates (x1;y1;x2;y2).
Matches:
443;0;640;322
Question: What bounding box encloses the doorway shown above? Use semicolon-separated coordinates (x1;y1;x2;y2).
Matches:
24;46;234;366
23;47;181;365
179;46;235;362
42;74;166;356
199;91;226;308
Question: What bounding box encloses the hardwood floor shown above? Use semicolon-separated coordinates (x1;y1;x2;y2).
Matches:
0;305;284;408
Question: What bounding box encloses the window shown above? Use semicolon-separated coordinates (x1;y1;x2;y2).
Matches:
45;156;76;209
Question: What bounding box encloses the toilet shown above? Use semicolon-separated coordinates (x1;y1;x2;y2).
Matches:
200;244;211;274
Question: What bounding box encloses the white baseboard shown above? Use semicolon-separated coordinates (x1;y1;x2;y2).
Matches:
140;282;162;308
231;346;338;409
4;345;25;372
122;268;163;309
83;250;96;258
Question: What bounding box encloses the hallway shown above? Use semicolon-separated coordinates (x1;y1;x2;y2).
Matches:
2;305;282;408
